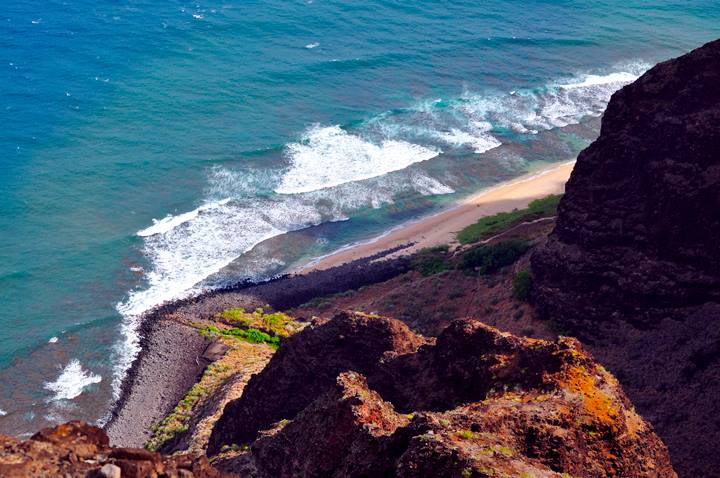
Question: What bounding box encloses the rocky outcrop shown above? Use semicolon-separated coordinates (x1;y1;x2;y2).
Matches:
0;421;231;478
531;39;720;477
207;312;426;454
213;315;676;478
532;38;720;332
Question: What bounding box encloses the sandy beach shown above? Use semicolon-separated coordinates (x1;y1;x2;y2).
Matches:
302;160;575;272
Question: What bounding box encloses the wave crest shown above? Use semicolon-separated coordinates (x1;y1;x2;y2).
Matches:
44;359;101;401
275;125;440;194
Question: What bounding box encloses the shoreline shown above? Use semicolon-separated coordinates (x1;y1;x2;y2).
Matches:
105;159;575;446
301;160;575;272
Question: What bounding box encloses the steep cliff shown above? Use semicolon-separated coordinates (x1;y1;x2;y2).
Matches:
207;312;426;453
532;39;720;331
532;39;720;477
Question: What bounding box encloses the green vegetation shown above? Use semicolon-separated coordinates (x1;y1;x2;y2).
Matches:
512;270;533;301
411;244;451;276
457;429;475;440
200;325;281;349
460;240;530;274
457;194;562;245
299;297;332;310
298;289;357;310
147;359;234;451
217;307;300;337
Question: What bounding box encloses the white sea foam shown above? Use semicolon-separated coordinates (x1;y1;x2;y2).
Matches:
456;63;649;134
435;126;501;153
44;360;101;401
305;42;320;49
137;198;231;237
558;71;638;89
275;125;440;194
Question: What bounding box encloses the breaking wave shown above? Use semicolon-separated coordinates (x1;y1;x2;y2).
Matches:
276;125;440;194
44;360;102;401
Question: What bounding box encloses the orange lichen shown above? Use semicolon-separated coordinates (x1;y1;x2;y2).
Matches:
560;365;620;430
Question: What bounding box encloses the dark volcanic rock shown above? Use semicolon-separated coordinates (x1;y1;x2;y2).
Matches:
532;39;720;331
215;317;676;478
207;311;425;454
367;319;567;413
249;372;409;478
0;421;231;477
531;39;720;477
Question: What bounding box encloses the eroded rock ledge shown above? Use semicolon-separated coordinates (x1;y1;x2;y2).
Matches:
210;312;675;478
0;421;229;477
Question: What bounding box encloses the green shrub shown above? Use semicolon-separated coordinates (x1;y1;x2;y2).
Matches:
457;194;561;244
199;325;280;349
299;297;331;310
460;240;529;274
512;270;533;301
217;307;298;337
411;245;452;276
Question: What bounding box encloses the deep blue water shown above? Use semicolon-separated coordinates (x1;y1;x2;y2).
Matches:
0;0;718;435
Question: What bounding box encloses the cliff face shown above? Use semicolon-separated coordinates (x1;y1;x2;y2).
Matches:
532;39;720;331
211;313;675;478
207;312;426;453
531;39;720;477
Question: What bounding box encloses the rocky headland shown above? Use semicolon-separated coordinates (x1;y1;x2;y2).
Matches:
210;313;675;478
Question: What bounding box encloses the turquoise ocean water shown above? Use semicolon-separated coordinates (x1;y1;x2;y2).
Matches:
1;0;718;435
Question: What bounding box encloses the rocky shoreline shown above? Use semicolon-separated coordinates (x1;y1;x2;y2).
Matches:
104;245;413;447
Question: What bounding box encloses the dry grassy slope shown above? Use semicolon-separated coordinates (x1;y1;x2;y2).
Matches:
291;219;557;340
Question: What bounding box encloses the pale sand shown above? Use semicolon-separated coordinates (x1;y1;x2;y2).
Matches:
301;160;575;272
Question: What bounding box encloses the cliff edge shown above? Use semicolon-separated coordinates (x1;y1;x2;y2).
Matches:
532;39;720;477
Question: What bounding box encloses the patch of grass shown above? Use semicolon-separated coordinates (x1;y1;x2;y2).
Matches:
200;325;281;349
411;244;452;276
299;297;332;310
460;240;530;274
217;307;300;337
512;270;533;301
457;429;475;440
457;194;561;244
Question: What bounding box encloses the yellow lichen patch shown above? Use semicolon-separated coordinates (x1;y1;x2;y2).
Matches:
560;365;620;430
146;340;274;452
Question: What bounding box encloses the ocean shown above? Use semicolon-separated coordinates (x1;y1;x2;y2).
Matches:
0;0;718;436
